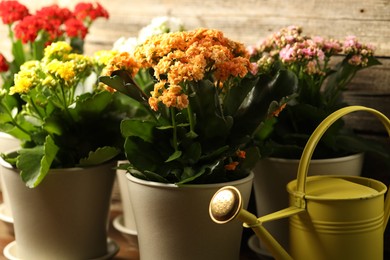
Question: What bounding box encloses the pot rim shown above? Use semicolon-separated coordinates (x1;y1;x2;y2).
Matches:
126;171;254;189
265;152;364;164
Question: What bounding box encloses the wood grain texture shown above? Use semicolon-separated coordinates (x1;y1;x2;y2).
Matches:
0;0;389;150
0;0;390;249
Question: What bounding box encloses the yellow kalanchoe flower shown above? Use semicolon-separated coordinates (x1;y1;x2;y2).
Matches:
44;41;72;60
46;60;76;83
93;50;118;67
10;62;40;94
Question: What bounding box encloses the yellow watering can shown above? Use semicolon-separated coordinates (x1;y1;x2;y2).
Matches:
209;105;390;260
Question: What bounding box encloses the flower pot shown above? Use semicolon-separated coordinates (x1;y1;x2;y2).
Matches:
0;132;21;231
0;157;119;260
113;160;138;251
251;153;364;254
127;172;254;260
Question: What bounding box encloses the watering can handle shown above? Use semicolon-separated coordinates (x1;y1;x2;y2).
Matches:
295;105;390;227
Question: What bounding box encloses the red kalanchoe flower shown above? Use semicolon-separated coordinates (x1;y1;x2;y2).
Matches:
0;53;9;72
36;4;73;24
0;0;29;25
65;18;88;39
14;15;63;44
74;2;109;23
14;16;43;43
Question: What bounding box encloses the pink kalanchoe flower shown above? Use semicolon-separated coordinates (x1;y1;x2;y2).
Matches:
343;35;363;53
279;44;296;62
0;0;29;25
323;39;343;55
348;55;363;66
249;62;259;75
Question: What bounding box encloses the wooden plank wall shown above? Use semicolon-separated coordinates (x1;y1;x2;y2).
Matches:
1;0;390;176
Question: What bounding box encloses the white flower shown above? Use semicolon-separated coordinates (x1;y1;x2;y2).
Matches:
112;37;138;53
137;16;184;44
112;16;185;52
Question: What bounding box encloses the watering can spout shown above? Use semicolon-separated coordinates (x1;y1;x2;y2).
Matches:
209;186;296;260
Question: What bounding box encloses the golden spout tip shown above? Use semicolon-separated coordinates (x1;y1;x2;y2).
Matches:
209;186;242;224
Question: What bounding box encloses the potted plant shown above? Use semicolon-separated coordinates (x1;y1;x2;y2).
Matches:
0;0;109;141
100;28;296;260
0;3;130;256
0;1;111;235
110;15;186;247
0;39;125;260
247;25;389;251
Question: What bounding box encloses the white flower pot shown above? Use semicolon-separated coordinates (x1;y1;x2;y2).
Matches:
0;132;21;228
113;160;138;250
127;172;254;260
0;157;118;260
251;153;364;253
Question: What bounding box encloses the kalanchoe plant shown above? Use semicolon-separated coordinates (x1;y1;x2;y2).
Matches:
100;28;296;184
0;1;109;133
0;1;108;80
250;26;388;160
0;42;125;188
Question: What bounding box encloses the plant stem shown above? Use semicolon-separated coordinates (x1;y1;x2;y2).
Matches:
186;102;196;135
0;101;30;136
170;107;178;151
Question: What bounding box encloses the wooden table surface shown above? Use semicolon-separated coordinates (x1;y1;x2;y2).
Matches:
0;194;259;260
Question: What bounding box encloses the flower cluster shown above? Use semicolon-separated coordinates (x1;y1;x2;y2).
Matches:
113;16;185;53
1;41;126;188
0;1;107;45
100;28;294;184
10;42;92;95
112;28;252;111
251;26;382;159
253;26;375;79
0;0;109;89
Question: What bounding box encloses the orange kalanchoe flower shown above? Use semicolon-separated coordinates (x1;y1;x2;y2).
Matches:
134;28;251;111
103;52;140;92
224;161;239;171
105;52;140;77
272;103;287;117
236;150;246;159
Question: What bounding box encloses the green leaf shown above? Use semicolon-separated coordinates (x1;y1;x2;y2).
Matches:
165;150;182;162
99;72;149;105
69;91;112;121
176;160;222;185
11;40;26;69
199;145;229;161
188;80;232;148
78;146;120;166
239;146;261;171
18;135;59;188
124;136;164;172
120;119;155;142
232;69;297;138
129;168;169;183
182;142;202;164
223;76;259;116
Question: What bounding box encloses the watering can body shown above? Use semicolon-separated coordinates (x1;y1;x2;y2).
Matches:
210;106;390;260
287;175;387;260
